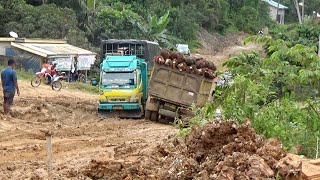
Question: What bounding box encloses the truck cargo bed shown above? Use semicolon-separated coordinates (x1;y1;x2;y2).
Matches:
148;63;213;108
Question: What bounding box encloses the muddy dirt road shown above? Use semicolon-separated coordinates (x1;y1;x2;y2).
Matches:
0;81;177;179
0;34;262;179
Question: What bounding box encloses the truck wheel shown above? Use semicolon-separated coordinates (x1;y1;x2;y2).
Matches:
151;111;158;121
145;110;151;120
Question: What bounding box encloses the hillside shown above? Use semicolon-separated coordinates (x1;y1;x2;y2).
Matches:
0;0;273;50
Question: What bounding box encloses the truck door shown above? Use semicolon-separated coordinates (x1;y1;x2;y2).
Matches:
141;62;148;102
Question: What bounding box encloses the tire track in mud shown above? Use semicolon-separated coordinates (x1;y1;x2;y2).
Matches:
0;82;177;179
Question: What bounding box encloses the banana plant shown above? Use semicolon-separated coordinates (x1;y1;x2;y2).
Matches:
85;0;95;10
127;10;178;48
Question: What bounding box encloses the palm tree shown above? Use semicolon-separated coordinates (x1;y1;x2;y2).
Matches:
77;0;97;41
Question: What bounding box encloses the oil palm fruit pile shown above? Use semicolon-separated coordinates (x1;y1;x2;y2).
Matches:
154;49;216;79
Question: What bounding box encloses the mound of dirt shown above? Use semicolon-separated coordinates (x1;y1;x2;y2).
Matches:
80;120;291;179
197;29;248;55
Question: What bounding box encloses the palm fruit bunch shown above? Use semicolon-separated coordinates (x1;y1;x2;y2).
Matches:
153;49;217;79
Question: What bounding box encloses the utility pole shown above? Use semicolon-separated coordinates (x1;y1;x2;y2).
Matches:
302;0;305;23
276;0;280;23
293;0;302;24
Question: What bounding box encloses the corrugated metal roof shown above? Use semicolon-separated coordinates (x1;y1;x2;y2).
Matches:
0;38;16;42
0;38;67;43
262;0;288;9
11;42;96;58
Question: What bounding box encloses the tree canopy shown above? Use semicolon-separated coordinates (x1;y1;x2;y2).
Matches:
0;0;276;49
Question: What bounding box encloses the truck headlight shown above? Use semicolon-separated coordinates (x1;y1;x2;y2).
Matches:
99;95;108;102
129;95;139;102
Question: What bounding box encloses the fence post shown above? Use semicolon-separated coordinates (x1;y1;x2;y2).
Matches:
41;129;53;179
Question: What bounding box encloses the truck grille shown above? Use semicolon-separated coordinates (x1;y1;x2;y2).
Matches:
109;98;127;102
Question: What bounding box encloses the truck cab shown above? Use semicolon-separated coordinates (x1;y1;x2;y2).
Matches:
98;39;159;118
176;44;190;56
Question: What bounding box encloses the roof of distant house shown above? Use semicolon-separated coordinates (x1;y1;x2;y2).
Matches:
262;0;288;9
11;42;95;57
0;38;95;57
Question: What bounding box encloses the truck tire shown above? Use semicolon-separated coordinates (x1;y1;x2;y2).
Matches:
145;110;151;120
151;111;158;121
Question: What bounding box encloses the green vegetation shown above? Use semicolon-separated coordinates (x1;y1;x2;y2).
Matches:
281;0;320;23
186;23;320;158
65;82;99;94
0;0;274;49
0;65;33;80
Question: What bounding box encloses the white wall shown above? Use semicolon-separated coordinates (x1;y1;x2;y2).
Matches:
269;6;285;24
0;42;11;56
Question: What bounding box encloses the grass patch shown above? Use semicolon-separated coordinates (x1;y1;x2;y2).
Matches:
0;65;34;80
16;68;34;80
64;82;99;94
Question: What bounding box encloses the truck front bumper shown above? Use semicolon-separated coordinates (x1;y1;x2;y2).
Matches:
98;102;141;110
98;103;143;118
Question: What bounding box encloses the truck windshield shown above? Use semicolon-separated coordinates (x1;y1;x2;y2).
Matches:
101;71;136;86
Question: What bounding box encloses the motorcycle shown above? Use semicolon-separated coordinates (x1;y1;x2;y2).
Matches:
31;68;64;91
50;74;64;91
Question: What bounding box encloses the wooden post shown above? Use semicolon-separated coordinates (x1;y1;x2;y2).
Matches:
316;137;319;159
47;134;52;178
41;130;53;179
86;70;88;82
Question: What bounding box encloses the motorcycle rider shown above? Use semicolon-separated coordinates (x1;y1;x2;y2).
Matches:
48;62;58;84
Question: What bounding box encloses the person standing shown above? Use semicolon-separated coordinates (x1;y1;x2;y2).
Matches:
1;59;20;115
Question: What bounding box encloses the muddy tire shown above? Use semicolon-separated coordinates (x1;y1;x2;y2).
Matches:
51;81;62;91
150;111;158;121
44;76;51;85
145;110;151;120
31;75;41;87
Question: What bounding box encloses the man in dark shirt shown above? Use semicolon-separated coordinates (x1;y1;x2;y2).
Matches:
1;59;20;115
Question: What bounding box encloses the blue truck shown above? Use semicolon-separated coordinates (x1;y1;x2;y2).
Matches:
98;39;160;118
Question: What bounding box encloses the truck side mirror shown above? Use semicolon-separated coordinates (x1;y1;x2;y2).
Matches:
129;79;134;85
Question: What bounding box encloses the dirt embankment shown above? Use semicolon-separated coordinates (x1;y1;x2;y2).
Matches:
194;29;263;70
0;32;285;179
0;81;292;180
79;120;298;180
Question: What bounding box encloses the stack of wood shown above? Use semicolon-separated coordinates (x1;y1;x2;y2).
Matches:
153;49;217;79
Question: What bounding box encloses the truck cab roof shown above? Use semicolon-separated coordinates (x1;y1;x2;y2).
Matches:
101;55;143;71
100;39;160;69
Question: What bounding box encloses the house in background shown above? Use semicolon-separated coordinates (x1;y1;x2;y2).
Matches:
263;0;288;24
0;38;96;81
